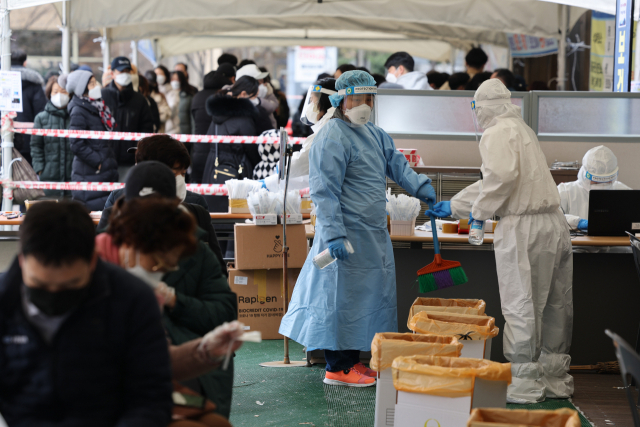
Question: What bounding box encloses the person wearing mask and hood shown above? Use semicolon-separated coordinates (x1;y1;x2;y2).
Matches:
101;57;155;168
380;51;430;90
202;76;262;213
30;75;72;198
190;70;232;183
66;69;119;210
426;79;573;404
558;145;632;252
261;78;337;191
280;71;436;387
145;70;172;133
235;64;278;129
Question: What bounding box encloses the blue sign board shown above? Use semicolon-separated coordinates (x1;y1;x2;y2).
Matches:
614;0;635;92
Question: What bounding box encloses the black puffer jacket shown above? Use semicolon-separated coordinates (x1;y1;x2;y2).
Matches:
68;95;119;210
203;96;261;211
102;81;154;165
13;66;47;164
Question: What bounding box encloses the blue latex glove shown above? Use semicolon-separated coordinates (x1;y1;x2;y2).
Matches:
328;238;349;261
577;219;588;230
469;211;475;223
424;201;451;218
417;183;437;205
258;179;267;190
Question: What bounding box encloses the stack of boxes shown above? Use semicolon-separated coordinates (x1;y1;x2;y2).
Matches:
229;222;308;339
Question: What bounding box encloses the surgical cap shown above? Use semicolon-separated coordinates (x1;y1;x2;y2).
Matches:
329;70;376;108
473;79;515;129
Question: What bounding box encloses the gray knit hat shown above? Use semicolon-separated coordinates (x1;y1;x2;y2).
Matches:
65;70;93;96
57;73;68;91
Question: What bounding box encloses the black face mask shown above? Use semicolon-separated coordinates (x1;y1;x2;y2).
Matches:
25;285;90;316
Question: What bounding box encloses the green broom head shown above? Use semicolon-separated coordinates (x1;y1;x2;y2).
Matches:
417;255;468;293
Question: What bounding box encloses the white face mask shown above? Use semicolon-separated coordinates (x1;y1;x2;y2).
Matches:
171;81;181;90
249;97;259;106
345;103;372;126
257;84;268;98
305;104;320;125
156;74;166;85
385;72;398;84
88;84;102;100
51;93;69;109
176;175;187;201
125;251;164;289
115;72;132;87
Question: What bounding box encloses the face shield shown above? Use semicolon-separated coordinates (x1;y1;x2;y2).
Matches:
300;84;337;126
583;167;618;191
339;85;377;126
470;98;512;143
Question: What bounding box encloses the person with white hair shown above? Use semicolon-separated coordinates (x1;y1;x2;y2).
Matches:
426;79;574;404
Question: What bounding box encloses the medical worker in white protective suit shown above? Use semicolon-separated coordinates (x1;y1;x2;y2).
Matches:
426;79;574;403
280;71;436;387
558;145;631;241
262;78;337;191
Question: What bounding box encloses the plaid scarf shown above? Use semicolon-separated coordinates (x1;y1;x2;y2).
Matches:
82;97;116;131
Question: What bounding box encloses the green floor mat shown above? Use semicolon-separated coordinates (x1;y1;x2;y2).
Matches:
507;400;592;427
231;340;591;427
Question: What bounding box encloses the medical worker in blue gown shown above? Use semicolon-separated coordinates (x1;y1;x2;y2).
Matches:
279;71;436;387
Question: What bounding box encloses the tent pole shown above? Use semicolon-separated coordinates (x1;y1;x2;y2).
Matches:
130;40;138;67
557;4;568;91
72;31;79;65
0;0;12;212
101;27;110;74
61;0;70;74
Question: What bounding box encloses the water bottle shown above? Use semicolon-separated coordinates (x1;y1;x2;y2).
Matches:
313;240;354;269
469;219;485;245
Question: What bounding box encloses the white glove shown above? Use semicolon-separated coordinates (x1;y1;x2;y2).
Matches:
197;321;245;360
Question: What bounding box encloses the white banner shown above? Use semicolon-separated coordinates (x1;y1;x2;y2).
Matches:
8;0;64;10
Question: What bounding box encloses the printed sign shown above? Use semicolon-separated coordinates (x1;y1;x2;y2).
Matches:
0;71;22;112
614;0;635;92
507;34;558;58
590;11;616;91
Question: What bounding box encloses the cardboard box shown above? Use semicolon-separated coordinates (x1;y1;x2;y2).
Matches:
375;369;396;427
234;223;307;270
460;337;492;359
229;267;301;339
408;298;487;324
393;378;507;427
280;214;303;224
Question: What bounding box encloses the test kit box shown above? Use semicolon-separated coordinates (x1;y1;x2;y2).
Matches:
234;223;307;270
253;214;277;225
229;267;300;339
393;379;507;427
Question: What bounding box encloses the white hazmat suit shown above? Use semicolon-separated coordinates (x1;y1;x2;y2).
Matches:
558;145;631;229
450;79;574;403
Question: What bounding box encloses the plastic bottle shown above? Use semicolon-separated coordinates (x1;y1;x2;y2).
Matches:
469;219;485;245
313;240;354;269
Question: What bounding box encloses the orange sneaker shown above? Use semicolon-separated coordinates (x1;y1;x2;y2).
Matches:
353;362;377;378
323;368;376;387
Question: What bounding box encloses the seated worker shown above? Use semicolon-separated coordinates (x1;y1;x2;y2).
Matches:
0;201;172;426
558;145;631;232
96;161;238;418
280;71;436;387
99;135;225;275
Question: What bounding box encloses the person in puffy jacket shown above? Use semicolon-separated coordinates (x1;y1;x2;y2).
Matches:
66;70;119;210
30;75;71;198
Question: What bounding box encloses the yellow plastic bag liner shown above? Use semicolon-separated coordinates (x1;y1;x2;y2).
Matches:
408;311;500;341
370;332;463;371
392;355;511;398
408;297;487;327
467;408;581;427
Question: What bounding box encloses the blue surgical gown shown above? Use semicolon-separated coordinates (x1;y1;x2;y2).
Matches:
279;119;430;351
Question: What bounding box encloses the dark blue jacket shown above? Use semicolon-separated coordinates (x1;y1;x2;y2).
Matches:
0;257;173;427
68;95;119;211
13;66;47;165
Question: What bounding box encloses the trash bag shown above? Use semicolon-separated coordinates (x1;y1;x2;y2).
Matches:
408;311;499;341
408;297;486;327
370;332;463;372
8;148;45;204
467;408;581;427
392;355;511;398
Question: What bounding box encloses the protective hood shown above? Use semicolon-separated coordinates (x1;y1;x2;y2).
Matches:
473;79;520;129
577;145;619;191
396;71;431;90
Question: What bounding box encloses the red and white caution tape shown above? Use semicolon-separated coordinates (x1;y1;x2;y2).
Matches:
11;126;306;145
3;180;310;197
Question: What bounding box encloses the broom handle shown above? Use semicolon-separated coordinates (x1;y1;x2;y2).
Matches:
428;201;441;255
